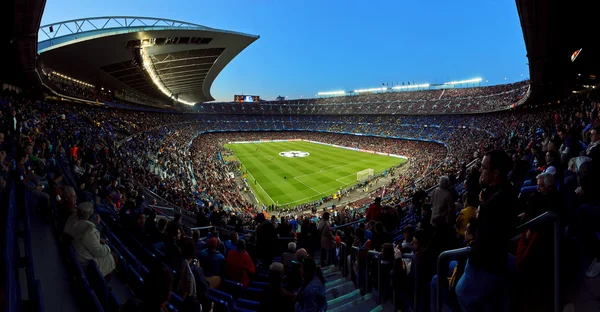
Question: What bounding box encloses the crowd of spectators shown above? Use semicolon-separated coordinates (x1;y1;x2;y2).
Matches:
192;80;529;115
2;83;600;311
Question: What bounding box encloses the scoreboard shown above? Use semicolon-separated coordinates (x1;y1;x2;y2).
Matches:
234;95;260;103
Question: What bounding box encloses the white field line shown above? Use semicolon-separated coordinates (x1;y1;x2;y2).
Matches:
296;159;372;180
238;158;276;206
282;161;402;206
230;140;405;206
294;176;324;195
319;158;370;172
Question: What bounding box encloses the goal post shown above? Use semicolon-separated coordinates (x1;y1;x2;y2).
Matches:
357;168;375;182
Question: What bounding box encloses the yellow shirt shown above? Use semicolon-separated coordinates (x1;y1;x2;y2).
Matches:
456;205;477;237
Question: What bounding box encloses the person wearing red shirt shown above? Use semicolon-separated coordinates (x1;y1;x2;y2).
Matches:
225;240;255;287
366;197;382;221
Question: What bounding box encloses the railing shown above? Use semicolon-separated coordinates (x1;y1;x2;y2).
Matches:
515;211;560;312
435;247;471;312
435;211;560;312
390;253;417;310
333;218;366;230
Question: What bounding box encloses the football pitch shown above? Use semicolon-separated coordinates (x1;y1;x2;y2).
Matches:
224;140;407;207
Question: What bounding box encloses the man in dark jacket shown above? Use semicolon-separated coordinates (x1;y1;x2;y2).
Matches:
456;150;515;312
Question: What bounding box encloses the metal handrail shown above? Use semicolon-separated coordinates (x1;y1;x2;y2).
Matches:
515;211;560;312
435;247;471;312
366;250;379;294
333;218;366;230
340;242;347;276
352;246;361;290
391;253;417;310
436;211;560;312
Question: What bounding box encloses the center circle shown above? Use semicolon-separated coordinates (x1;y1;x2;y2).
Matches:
279;151;310;158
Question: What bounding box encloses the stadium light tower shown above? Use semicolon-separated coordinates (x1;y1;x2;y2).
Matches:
443;78;482;85
317;90;345;96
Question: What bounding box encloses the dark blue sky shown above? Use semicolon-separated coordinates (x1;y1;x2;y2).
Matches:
41;0;528;102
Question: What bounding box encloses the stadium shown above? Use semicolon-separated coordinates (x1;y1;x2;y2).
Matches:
0;1;599;312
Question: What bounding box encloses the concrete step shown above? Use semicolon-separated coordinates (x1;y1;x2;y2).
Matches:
321;264;337;275
368;305;384;312
353;297;380;312
329;293;375;312
327;289;362;310
325;271;344;282
326;280;357;301
325;277;348;289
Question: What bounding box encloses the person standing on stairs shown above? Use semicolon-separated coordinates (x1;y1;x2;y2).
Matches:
318;212;336;266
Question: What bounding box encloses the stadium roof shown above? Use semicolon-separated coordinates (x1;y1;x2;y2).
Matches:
37;16;259;104
517;0;600;102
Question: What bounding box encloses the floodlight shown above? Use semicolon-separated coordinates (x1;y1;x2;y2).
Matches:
443;78;482;85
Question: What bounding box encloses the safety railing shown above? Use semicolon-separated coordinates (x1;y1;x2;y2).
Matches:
435;247;471;312
333;218;366;230
366;250;394;304
435;211;560;312
339;242;348;277
390;253;417;310
514;211;560;312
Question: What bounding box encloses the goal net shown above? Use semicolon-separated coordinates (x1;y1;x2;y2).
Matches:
357;169;375;182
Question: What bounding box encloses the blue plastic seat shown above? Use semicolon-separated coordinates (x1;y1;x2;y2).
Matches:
86;261;119;311
128;264;145;296
209;288;234;312
243;287;263;302
170;292;184;310
122;247;141;273
108;232;125;253
141;247;161;268
68;246;105;312
235;298;260;312
207;293;230;312
221;279;244;299
248;281;268;290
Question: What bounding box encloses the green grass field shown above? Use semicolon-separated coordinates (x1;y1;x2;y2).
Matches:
224;140;407;207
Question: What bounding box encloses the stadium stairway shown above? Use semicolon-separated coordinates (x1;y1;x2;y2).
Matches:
322;264;384;312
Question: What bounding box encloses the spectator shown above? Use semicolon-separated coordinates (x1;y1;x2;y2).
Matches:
225;231;239;255
282;242;297;267
455;191;479;240
371;221;392;252
260;262;295;312
122;266;173;312
317;212;335;266
15;151;50;216
381;205;400;234
296;248;308;263
63;202;117;277
586;125;600;162
145;209;160;242
401;225;415;253
456;150;514;312
278;216;292;237
192;230;205;259
256;213;278;266
295;257;327;312
199;237;226;277
178;239;199;298
163;221;182;270
410;229;436;311
366;197;382;221
208;229;226;255
225;240;255;288
430;176;455;228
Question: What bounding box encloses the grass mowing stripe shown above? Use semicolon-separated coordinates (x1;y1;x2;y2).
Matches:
225;141;406;207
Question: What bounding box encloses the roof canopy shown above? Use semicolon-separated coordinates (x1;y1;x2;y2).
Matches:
38;16;258;104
